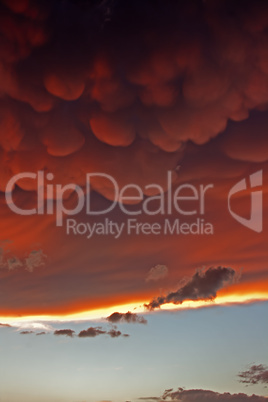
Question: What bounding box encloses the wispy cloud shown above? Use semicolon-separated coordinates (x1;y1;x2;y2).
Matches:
238;364;268;386
25;250;47;272
146;265;169;282
16;322;53;332
0;241;47;272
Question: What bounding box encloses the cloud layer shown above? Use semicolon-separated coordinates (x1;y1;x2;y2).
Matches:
0;0;268;317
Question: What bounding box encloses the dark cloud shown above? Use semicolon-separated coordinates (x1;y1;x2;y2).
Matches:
78;326;106;338
78;326;129;338
0;0;268;318
238;365;268;386
54;329;75;338
36;331;46;336
1;0;268;205
106;311;147;324
20;330;34;335
140;387;268;402
145;266;237;309
107;329;122;338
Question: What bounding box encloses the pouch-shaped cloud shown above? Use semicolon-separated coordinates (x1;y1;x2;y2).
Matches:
1;0;268;202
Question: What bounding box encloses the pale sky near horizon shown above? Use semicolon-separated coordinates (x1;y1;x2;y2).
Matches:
0;302;267;402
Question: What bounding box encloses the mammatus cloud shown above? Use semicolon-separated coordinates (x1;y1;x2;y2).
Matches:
145;266;237;309
0;0;267;319
106;312;147;324
146;265;169;282
1;0;268;204
140;387;268;401
238;365;268;386
78;326;129;338
54;329;75;338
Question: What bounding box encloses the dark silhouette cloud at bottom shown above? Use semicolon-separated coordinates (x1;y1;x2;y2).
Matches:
139;387;268;402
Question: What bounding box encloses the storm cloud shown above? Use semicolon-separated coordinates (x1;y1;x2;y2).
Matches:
1;0;268;203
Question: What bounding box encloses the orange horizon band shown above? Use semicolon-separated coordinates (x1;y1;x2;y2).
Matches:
0;291;267;325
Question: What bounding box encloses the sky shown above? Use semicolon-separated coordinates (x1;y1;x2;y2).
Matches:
0;0;268;401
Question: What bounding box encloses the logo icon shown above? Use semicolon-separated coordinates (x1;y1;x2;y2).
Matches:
228;170;263;233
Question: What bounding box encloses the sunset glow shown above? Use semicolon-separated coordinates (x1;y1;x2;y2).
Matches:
0;0;268;401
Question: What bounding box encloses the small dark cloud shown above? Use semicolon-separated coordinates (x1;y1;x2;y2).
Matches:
107;329;122;338
54;329;75;338
140;387;268;401
78;327;106;338
145;266;237;309
238;364;268;386
0;323;11;327
36;332;46;336
20;331;34;335
78;326;129;339
107;311;147;324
